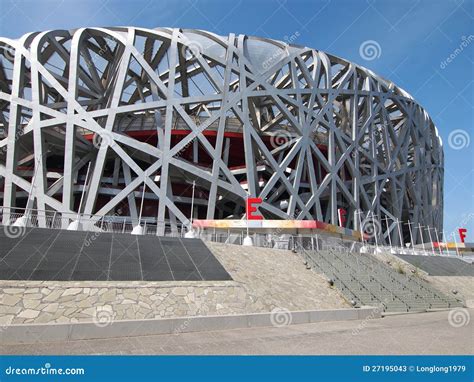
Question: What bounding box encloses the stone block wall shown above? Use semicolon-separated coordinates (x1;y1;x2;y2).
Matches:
0;281;259;326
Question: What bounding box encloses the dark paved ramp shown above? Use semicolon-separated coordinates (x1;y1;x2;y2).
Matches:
0;226;231;281
394;254;474;276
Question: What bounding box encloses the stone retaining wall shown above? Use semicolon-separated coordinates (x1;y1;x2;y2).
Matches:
0;281;256;326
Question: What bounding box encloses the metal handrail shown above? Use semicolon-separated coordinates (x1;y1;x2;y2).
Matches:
0;206;185;238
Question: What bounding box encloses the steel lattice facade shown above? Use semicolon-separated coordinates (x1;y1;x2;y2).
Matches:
0;27;443;244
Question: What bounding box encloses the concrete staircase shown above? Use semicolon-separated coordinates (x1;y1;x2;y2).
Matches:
298;247;464;312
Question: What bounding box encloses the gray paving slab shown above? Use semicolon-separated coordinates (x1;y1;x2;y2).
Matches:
1;309;471;355
394;254;474;276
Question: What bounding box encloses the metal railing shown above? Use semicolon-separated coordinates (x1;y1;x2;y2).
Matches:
0;206;468;259
198;230;363;252
198;229;466;259
0;206;186;238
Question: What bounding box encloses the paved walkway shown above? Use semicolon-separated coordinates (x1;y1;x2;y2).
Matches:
2;309;472;355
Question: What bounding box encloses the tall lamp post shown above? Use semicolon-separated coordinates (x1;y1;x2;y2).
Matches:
406;220;416;255
434;227;443;256
13;158;40;228
384;216;395;254
372;212;381;253
425;226;435;256
396;218;405;254
132;175;147;235
418;223;426;254
243;195;254;246
452;231;460;257
67;161;91;231
184;180;196;238
356;209;368;253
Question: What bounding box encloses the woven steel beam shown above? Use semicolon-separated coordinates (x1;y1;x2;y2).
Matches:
0;27;443;243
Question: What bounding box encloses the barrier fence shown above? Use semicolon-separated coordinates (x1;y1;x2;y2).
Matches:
198;230;465;258
0;206;186;238
0;206;467;258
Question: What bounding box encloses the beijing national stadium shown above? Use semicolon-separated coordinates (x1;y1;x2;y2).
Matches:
0;27;443;245
0;25;471;357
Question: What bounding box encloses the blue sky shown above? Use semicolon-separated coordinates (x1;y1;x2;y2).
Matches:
0;0;472;240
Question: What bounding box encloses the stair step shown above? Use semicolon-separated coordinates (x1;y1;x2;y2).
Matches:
303;249;464;313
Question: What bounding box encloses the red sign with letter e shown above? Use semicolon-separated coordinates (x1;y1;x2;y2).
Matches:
246;197;263;220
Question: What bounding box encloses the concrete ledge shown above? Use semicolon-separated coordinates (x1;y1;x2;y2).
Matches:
0;307;381;344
